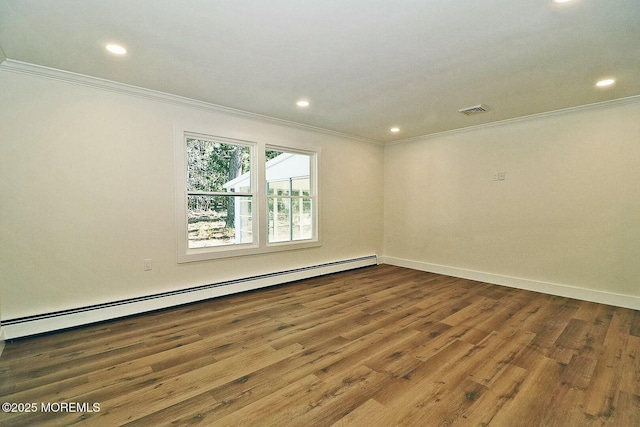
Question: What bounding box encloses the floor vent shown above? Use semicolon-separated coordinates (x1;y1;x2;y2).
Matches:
458;104;488;115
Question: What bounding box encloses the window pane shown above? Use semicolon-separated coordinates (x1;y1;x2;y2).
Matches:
186;137;251;193
292;177;310;196
265;149;313;244
292;198;313;240
265;151;311;194
268;197;290;243
188;195;253;248
266;149;283;161
267;179;290;196
268;197;312;243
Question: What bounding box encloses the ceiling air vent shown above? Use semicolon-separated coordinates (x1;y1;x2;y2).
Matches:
458;104;488;116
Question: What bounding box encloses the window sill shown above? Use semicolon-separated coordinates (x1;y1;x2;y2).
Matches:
177;239;321;263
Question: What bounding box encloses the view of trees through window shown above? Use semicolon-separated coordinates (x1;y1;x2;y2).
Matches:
186;137;292;248
186;137;252;248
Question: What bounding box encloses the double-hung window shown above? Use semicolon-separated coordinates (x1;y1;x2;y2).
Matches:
176;130;319;262
265;149;314;243
185;136;254;249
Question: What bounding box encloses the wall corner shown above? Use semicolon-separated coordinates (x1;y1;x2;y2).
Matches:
0;292;4;358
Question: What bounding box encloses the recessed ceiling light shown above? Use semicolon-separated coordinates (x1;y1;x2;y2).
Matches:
296;100;310;107
105;44;127;55
551;0;573;3
595;79;615;87
390;127;400;133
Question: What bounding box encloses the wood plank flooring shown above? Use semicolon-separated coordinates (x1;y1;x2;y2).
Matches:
1;265;639;426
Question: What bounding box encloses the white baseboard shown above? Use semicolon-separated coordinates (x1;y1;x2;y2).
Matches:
380;256;640;310
2;255;378;340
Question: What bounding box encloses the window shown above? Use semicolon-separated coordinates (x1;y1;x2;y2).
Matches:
265;150;313;243
176;130;319;262
185;137;254;249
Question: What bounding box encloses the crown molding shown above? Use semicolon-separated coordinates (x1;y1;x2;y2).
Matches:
386;94;640;146
4;58;637;148
0;59;383;146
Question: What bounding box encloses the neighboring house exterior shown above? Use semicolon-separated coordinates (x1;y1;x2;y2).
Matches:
224;152;312;243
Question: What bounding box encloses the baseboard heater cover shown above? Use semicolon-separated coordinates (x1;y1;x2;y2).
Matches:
2;255;378;340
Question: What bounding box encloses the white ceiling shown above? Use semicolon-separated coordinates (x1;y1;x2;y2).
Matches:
1;0;639;143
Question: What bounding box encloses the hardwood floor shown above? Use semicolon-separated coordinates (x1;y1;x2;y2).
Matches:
1;265;639;426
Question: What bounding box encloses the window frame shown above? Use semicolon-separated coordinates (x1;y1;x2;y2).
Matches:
175;127;320;263
265;144;318;247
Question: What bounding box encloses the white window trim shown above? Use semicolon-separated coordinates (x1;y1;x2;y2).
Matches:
175;126;320;263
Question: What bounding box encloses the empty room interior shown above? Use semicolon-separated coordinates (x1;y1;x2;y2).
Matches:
1;0;639;425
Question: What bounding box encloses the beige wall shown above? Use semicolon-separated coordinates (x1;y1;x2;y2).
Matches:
2;64;639;322
0;69;384;320
384;99;640;299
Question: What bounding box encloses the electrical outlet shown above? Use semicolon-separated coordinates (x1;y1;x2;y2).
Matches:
144;259;152;271
493;172;506;181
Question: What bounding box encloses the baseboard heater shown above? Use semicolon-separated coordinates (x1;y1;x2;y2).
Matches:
1;255;378;340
